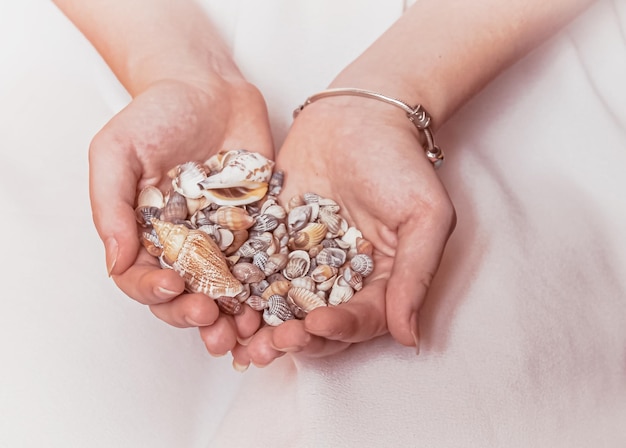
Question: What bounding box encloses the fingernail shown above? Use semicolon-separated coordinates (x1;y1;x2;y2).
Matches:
237;336;253;346
232;360;250;373
410;312;421;356
105;238;118;277
155;286;179;301
184;316;205;327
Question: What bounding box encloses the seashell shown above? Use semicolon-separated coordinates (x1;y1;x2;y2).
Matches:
287;287;327;314
152;218;244;299
316;247;347;268
251;214;279;232
252;251;269;272
141;229;163;257
287;194;305;211
290;276;317;292
224;229;249;256
249;279;270;296
171;161;207;199
266;272;288;285
341;226;363;249
268;169;284;196
185;195;211;216
208;206;255;231
288;222;327;251
303;192;320;204
234;283;251;303
245;294;268;311
308;244;324;258
161;190;189;224
356;237;374;257
318;207;346;237
321;238;340;249
263;252;289;276
261;280;292;300
137;185;165;208
197;224;221;246
282;250;311;280
199;150;274;206
263;310;285;327
262;204;287;220
318;197;339;208
310;264;338;283
217;228;235;251
236;232;272;258
231;262;265;284
316;275;337;292
343;267;363;291
190;209;212;228
216;295;244;315
287;205;313;233
350;253;374;277
266;294;296;322
266;235;280;256
328;276;354;306
135;205;161;228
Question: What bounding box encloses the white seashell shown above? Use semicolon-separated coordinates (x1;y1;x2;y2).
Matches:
343;267;364;291
171;161;207;199
282;250;311;280
328;276;354;306
251;214;279;232
263;252;289;276
341;227;363;249
303;192;320;204
350;253;374;277
245;294;268;311
316;275;337;292
290;276;316;292
135;205;161;228
262;204;287;220
316;247;347;268
318;207;346;237
267;294;296;321
287;205;312;233
217;228;235;251
268;169;284;196
152;218;244;299
310;264;338;283
287;195;305;211
137;185;164;208
252;251;269;272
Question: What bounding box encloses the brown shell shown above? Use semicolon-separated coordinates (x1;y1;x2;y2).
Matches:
231;262;265;284
152;218;243;299
287;287;327;314
261;280;292;300
216;296;244;315
288;222;328;251
208;206;255;231
161;190;189;223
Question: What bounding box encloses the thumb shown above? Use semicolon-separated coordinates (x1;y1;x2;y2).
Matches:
385;216;453;350
89;132;141;276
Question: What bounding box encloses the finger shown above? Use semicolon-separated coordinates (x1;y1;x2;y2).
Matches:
303;275;388;343
271;320;351;357
198;315;239;356
245;326;285;367
231;343;252;372
88;126;142;277
385;210;455;349
233;305;262;340
149;293;220;328
112;249;186;305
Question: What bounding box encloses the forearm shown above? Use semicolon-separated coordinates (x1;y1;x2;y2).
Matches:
332;0;595;129
53;0;242;96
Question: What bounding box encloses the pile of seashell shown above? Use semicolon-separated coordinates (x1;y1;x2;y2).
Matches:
135;149;374;326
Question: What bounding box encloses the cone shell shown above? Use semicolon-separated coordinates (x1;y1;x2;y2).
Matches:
152;218;243;299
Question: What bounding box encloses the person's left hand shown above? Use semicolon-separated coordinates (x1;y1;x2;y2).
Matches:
231;95;456;368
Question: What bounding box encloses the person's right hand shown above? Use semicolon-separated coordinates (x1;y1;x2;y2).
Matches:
90;76;273;356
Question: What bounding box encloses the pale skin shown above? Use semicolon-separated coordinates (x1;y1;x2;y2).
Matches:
54;0;594;368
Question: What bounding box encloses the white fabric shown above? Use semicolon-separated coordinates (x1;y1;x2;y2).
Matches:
1;0;625;447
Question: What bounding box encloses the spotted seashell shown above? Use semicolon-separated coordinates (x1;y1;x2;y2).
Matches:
171;161;207;199
282;250;311;280
137;185;165;209
316;247;347;268
208;206;255;231
231;262;265;284
161;190;189;224
310;264;338;283
152;218;244;299
290;276;316;292
252;251;269;272
224;229;249;256
268;169;284;196
318;208;346;237
287;286;327;314
350;253;374;277
289;222;328;251
245;294;268;311
343;267;363;292
135;205;161;228
356;237;374;257
263;252;289;276
141;229;163;257
250;279;270;297
251;214;279;232
216;295;244;315
287;205;312;233
261;280;292;300
328;276;355;306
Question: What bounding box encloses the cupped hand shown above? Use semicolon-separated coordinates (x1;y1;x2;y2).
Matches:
238;96;455;367
89;77;272;354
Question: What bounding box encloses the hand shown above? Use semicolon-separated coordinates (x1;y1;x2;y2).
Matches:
236;96;455;367
89;77;273;355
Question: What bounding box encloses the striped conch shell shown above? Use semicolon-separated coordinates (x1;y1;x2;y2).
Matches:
152;218;243;299
199;149;274;206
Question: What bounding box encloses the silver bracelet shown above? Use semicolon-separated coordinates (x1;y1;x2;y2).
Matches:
293;87;444;169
